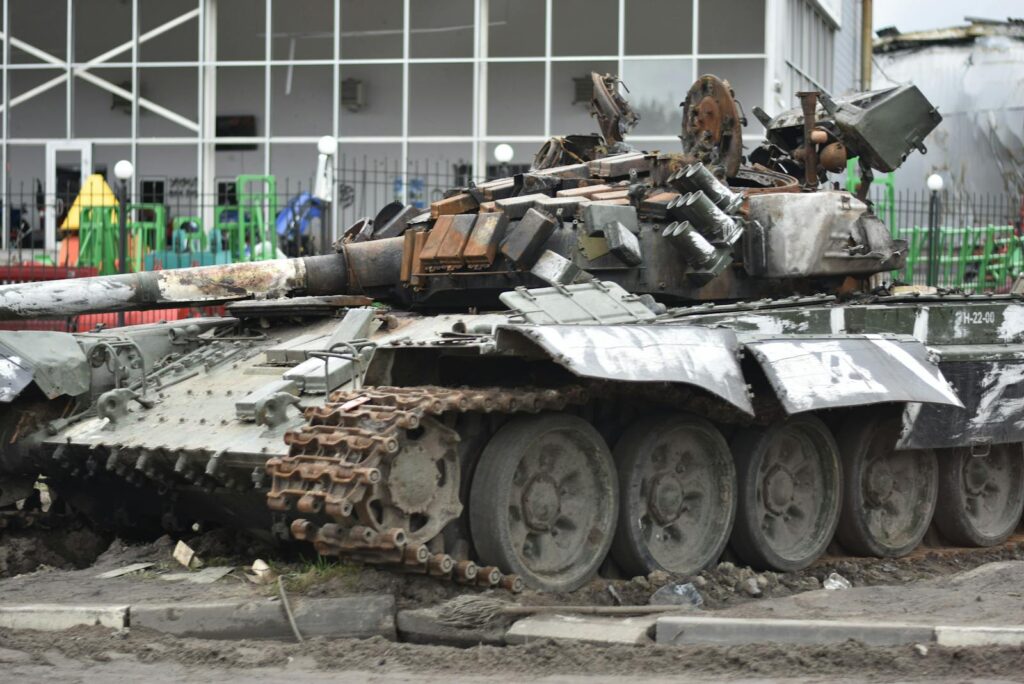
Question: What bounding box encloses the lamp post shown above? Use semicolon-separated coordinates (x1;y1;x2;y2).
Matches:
314;135;337;254
113;159;134;327
926;173;944;287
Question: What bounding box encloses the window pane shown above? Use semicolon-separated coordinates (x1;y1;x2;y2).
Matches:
552;0;617;57
625;0;692;55
217;0;266;61
698;0;765;54
270;143;321;198
215;142;265;180
487;62;544;136
10;0;65;63
216;67;265;138
9;70;66;138
270;66;333;137
621;58;693;136
272;0;335;60
75;0;131;62
141;0;199;63
94;144;131;181
341;0;403;60
549;60;617;134
138;68;199;137
73;66;131;137
407;144;472;207
488;0;545;58
408;63;473;136
697;58;766;134
5;146;45;215
338;64;403;137
336;144;403;224
410;0;474;59
134;145;198;217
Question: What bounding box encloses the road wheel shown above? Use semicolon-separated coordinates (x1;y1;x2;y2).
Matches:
469;412;617;592
835;416;938;557
730;415;841;572
611;414;735;576
933;444;1024;547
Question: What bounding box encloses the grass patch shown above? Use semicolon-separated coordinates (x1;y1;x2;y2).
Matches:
277;556;361;594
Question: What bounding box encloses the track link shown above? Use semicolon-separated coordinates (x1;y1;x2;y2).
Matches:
266;385;588;591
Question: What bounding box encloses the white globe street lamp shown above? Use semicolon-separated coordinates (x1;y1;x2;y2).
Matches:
114;159;134;181
317;135;337;156
493;143;514;163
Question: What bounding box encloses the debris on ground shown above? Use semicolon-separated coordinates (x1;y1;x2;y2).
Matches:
824;572;853;590
160;566;234;584
94;562;154;579
245;559;275;584
649;582;704;607
172;540;202;570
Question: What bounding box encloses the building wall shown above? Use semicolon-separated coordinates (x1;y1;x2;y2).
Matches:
874;39;1024;195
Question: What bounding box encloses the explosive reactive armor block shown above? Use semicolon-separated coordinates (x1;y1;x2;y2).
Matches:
500;208;556;269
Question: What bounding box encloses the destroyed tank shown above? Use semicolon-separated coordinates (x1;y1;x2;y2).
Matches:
1;73;1022;592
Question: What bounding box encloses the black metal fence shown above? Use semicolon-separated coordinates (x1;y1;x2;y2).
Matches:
866;188;1024;292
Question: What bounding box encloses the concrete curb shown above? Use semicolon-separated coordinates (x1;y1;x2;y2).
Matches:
935;626;1024;647
133;595;396;640
656;616;1024;648
0;605;128;631
506;614;659;646
0;596;395;641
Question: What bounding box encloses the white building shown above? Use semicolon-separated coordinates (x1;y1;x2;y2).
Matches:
0;0;865;240
873;18;1024;195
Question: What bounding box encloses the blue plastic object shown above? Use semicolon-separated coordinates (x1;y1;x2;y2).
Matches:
276;192;324;237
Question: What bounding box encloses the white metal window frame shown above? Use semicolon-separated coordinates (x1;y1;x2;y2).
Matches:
0;0;771;245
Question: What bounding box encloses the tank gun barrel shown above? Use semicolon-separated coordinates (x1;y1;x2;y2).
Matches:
0;237;405;321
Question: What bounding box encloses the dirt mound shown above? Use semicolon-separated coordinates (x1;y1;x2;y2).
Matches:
0;519;109;578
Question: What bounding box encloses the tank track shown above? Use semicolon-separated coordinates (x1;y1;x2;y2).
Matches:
265;384;589;591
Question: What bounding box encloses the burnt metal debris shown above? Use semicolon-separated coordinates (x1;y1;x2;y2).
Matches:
1;71;1022;594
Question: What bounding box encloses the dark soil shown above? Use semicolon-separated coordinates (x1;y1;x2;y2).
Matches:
0;625;1021;680
0;515;110;578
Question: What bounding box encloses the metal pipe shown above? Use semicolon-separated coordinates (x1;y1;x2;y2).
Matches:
117;179;128;327
796;91;819;188
861;0;873;91
927;189;939;287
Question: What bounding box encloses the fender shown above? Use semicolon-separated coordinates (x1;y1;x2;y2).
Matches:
0;331;90;402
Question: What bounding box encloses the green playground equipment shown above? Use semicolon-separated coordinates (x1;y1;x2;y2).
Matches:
893;224;1024;291
146;215;231;270
844;160;1023;291
235;175;278;261
127;203;166;272
171;216;207;253
213;205;238;255
77;173;282;274
76;205;121;275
